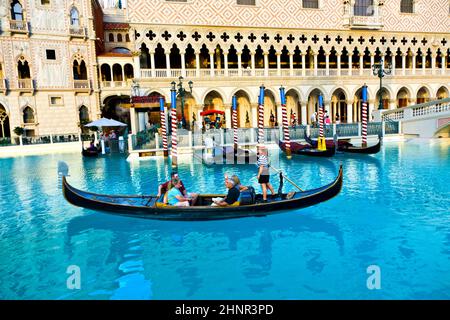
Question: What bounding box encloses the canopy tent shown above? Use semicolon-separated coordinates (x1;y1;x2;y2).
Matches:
84;118;127;128
200;110;225;116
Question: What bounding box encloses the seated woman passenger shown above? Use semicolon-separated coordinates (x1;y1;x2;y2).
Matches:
230;174;248;192
212;178;240;206
167;178;191;207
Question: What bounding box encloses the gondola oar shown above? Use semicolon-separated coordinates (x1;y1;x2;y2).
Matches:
268;164;304;192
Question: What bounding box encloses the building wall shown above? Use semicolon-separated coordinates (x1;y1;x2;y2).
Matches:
127;0;450;33
0;0;100;138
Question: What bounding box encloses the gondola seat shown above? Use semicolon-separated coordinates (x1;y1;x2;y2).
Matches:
238;187;256;205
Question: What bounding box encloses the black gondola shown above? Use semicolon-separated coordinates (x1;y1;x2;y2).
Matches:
278;140;336;157
305;135;381;154
62;165;343;221
82;149;100;157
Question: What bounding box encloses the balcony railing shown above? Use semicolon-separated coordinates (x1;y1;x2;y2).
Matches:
73;80;90;90
140;67;434;79
17;79;33;90
101;80;132;88
69;27;86;38
9;19;28;33
345;15;383;30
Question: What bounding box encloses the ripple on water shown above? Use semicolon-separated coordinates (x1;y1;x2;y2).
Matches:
0;140;449;299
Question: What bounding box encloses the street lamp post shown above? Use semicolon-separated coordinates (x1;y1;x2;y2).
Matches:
372;59;392;110
171;76;193;129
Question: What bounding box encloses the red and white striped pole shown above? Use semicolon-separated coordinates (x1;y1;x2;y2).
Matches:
279;86;291;158
258;85;265;146
361;84;368;147
232;95;238;150
317;94;326;151
159;97;168;157
170;88;178;168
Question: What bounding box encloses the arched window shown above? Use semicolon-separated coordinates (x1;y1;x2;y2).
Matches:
18;59;30;79
108;33;114;42
302;0;319;9
79;105;89;123
70;7;79;26
125;34;130;42
117;34;123;42
354;0;374;16
0;105;10;139
11;0;23;20
23;106;35;124
73;60;87;80
400;0;414;13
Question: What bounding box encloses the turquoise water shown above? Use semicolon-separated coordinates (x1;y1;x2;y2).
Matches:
0;139;449;299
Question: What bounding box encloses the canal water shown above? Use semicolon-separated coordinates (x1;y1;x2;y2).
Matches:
0;139;449;299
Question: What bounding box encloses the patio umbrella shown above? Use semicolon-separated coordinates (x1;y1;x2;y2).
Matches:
84;118;127;128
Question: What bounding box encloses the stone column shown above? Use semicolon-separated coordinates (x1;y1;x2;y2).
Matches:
276;52;281;76
359;53;364;76
337;53;341;76
369;100;375;122
224;104;231;129
224;53;229;76
251;52;256;76
431;52;436;75
412;53;416;75
195;51;200;77
302;52;306;76
180;51;186;77
251;103;258;128
391;54;396;76
370;53;375;69
133;54;141;79
313;52;318;76
264;52;269;77
346;103;353;123
442;54;447;75
121;64;125;82
289;52;294;76
130;107;138;134
237;52;242;77
422;55;426;75
389;99;396;110
210;53;214;77
402;53;407;76
150;51;155;77
325;53;330;76
348;54;352;76
301;104;307;125
165;52;171;77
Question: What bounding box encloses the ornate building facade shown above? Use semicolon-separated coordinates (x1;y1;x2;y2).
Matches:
97;0;449;133
0;0;101;140
1;0;449;139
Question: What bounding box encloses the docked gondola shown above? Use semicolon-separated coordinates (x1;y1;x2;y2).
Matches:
305;135;381;154
82;148;100;157
278;140;336;157
62;165;343;221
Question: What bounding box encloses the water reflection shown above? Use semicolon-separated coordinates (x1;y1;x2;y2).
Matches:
66;211;344;299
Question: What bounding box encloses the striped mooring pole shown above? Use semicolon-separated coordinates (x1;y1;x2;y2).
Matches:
258;85;265;146
361;84;368;147
279;85;291;158
159;97;168;157
170;88;178;168
317;94;326;151
232;95;238;150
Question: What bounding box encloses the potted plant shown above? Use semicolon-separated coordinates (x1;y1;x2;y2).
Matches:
13;126;25;145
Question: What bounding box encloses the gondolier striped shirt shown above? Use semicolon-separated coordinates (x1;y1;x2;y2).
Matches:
257;154;269;176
